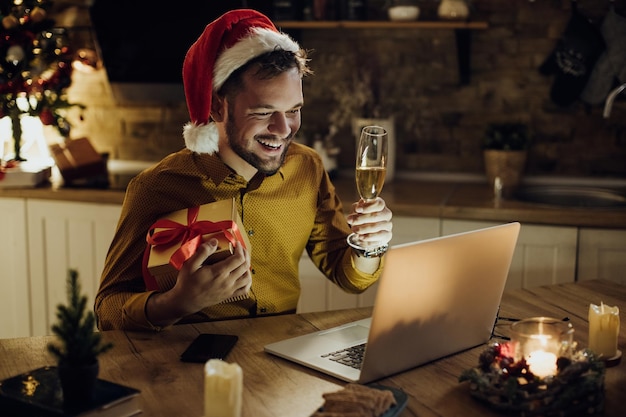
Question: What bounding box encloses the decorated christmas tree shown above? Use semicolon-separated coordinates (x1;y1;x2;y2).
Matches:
0;0;81;161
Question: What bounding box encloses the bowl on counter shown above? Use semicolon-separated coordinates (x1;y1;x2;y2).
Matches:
388;5;420;21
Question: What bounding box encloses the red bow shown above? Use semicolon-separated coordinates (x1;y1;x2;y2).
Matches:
142;206;246;291
0;160;18;181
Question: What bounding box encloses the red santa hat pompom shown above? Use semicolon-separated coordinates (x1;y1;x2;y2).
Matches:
182;9;300;154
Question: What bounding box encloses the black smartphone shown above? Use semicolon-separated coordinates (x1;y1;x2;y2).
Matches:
180;333;239;363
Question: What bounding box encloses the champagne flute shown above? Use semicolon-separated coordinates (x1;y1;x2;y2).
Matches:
347;125;388;251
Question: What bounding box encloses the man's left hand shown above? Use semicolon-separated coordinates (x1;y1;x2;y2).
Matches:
346;197;393;249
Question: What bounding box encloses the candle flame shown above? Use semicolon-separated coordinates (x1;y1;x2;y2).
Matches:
527;350;557;378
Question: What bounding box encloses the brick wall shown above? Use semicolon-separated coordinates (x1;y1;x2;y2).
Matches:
63;0;626;178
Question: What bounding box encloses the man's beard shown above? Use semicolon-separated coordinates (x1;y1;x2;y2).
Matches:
225;117;291;176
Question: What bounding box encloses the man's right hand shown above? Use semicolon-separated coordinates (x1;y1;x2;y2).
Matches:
146;238;252;327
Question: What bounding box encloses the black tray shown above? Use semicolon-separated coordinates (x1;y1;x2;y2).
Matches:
314;383;408;416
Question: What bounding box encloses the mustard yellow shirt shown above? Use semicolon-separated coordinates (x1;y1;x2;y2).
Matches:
95;143;382;330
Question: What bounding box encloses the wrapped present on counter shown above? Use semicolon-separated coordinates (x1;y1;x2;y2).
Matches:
142;198;250;292
49;137;109;188
0;160;51;188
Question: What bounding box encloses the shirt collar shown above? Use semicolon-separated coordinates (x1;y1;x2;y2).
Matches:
192;151;285;187
192;152;233;186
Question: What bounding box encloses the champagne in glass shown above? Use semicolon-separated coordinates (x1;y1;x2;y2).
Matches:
356;166;386;201
348;125;388;250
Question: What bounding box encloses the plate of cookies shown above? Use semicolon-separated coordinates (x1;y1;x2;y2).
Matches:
311;383;408;417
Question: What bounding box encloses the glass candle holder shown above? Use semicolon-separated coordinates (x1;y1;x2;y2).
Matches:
510;317;574;378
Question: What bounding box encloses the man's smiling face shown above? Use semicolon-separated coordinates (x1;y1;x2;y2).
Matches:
222;66;303;176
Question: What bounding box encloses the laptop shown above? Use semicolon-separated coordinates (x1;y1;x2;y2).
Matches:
264;222;520;383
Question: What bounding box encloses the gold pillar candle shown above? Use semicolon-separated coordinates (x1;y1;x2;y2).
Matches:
588;302;620;359
204;359;242;417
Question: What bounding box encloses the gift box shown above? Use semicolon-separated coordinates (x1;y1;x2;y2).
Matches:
49;137;109;187
0;161;51;188
143;199;251;291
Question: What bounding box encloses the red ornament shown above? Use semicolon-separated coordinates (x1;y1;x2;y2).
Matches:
39;109;55;125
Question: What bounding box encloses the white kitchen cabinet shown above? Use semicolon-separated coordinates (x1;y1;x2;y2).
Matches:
297;254;326;314
26;199;121;336
577;228;626;285
0;198;31;338
5;190;620;332
388;216;441;246
441;219;578;290
297;216;441;313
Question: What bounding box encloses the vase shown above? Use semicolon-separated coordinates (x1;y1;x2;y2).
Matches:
438;0;469;20
351;117;396;182
483;149;527;198
57;360;99;406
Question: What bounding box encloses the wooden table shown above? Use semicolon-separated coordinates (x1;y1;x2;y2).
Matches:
1;280;625;417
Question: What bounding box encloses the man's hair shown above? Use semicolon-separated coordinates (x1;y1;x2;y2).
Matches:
218;48;312;100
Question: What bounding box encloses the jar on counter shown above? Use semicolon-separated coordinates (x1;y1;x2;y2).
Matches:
438;0;469;20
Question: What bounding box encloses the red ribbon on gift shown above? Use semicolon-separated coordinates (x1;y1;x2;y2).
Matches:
0;160;18;181
141;206;246;291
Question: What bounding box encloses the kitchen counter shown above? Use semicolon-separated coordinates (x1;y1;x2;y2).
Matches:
0;185;127;205
2;177;625;228
335;178;626;229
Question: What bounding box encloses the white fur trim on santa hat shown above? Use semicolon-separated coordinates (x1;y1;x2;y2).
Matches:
213;27;299;91
183;121;219;154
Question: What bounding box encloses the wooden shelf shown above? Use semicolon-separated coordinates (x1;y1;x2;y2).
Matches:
276;20;489;85
275;20;489;30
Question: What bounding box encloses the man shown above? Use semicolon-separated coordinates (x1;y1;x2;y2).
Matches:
95;9;393;331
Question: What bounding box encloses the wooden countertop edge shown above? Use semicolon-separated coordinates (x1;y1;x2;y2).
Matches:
438;204;625;228
2;179;625;228
0;185;126;205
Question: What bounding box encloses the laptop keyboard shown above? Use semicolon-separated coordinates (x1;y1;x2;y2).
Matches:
321;343;366;369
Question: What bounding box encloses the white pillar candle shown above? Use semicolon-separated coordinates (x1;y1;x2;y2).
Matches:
204;359;243;417
588;302;620;358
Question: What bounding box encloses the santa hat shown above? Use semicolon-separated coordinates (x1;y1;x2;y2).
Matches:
182;9;300;154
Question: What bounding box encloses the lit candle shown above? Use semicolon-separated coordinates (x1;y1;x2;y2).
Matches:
588;302;620;359
204;359;243;417
511;317;574;378
526;350;558;378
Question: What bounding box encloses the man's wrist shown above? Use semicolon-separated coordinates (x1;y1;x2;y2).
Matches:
352;243;389;258
146;291;187;328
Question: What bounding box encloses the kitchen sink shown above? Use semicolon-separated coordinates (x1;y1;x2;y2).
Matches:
515;185;626;209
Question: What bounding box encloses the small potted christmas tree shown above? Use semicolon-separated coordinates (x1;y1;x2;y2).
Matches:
47;269;113;405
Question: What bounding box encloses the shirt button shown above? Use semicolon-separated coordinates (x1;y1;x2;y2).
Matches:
251;269;256;275
260;307;267;313
248;229;254;236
